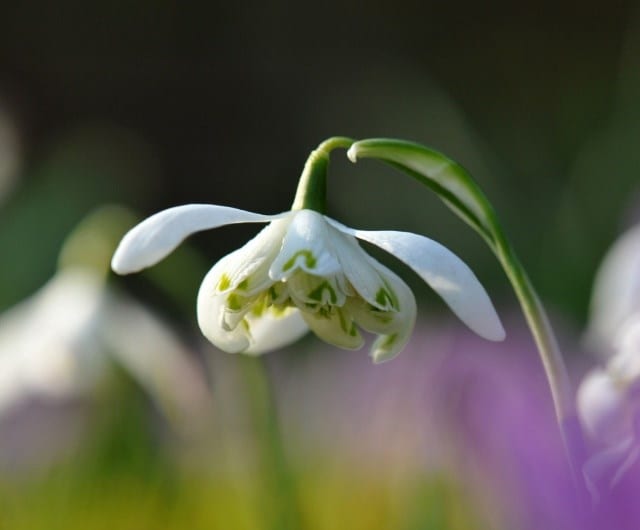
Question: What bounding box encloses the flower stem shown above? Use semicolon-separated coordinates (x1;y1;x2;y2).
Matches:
493;231;573;418
291;137;354;213
239;356;303;530
490;225;587;492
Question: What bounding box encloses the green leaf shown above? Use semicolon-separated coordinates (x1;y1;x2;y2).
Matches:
347;138;500;248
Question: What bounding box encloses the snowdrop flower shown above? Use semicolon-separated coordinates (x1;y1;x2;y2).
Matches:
112;142;504;363
579;223;640;494
0;207;210;429
579;316;640;445
578;318;640;495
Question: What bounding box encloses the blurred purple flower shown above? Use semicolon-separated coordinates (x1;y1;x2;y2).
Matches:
276;314;640;529
428;323;587;529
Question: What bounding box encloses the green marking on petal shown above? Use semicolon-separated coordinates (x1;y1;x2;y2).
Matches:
282;250;317;272
375;287;399;310
349;322;358;337
308;281;338;304
380;333;398;349
250;294;268;317
369;307;393;324
336;308;350;334
237;278;250;291
269;286;278;301
268;283;288;305
227;293;246;311
270;304;289;317
218;273;231;291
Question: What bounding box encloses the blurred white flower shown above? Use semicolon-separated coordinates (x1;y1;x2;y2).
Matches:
578;353;640;496
112;205;504;363
587;224;640;353
579;223;640;494
0;207;211;431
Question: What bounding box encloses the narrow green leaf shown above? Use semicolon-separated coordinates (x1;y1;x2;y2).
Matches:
347;138;499;248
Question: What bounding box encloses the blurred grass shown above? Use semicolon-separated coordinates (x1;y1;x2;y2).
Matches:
0;466;488;530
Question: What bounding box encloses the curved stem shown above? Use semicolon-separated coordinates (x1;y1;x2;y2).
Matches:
491;227;587;493
291;137;354;212
316;136;355;153
493;232;573;418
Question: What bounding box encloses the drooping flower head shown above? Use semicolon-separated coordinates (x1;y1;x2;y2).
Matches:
112;138;504;362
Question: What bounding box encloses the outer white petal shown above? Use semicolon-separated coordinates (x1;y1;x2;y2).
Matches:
217;218;290;295
0;269;105;415
577;369;629;445
269;210;341;280
588;224;640;350
198;248;309;355
99;291;212;428
609;314;640;382
112;204;287;274
244;309;309;355
197;250;253;353
327;218;505;342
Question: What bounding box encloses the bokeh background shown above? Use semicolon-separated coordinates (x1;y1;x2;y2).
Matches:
1;2;639;529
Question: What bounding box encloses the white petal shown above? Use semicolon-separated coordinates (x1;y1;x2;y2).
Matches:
0;269;106;412
286;271;347;308
300;307;364;350
198;248;309;355
99;292;212;426
588;224;640;349
346;298;398;336
609;314;640;382
328;229;398;310
365;260;417;363
112;204;287;274
244;308;309;355
217;218;290;295
328;218;505;342
197;250;253;353
577;369;630;445
211;220;290;330
269;210;341;280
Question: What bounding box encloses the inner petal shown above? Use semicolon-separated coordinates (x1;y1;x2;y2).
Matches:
269;210;342;281
287;271;346;309
346;298;397;335
328;228;399;312
300;305;364;350
363;259;417;363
